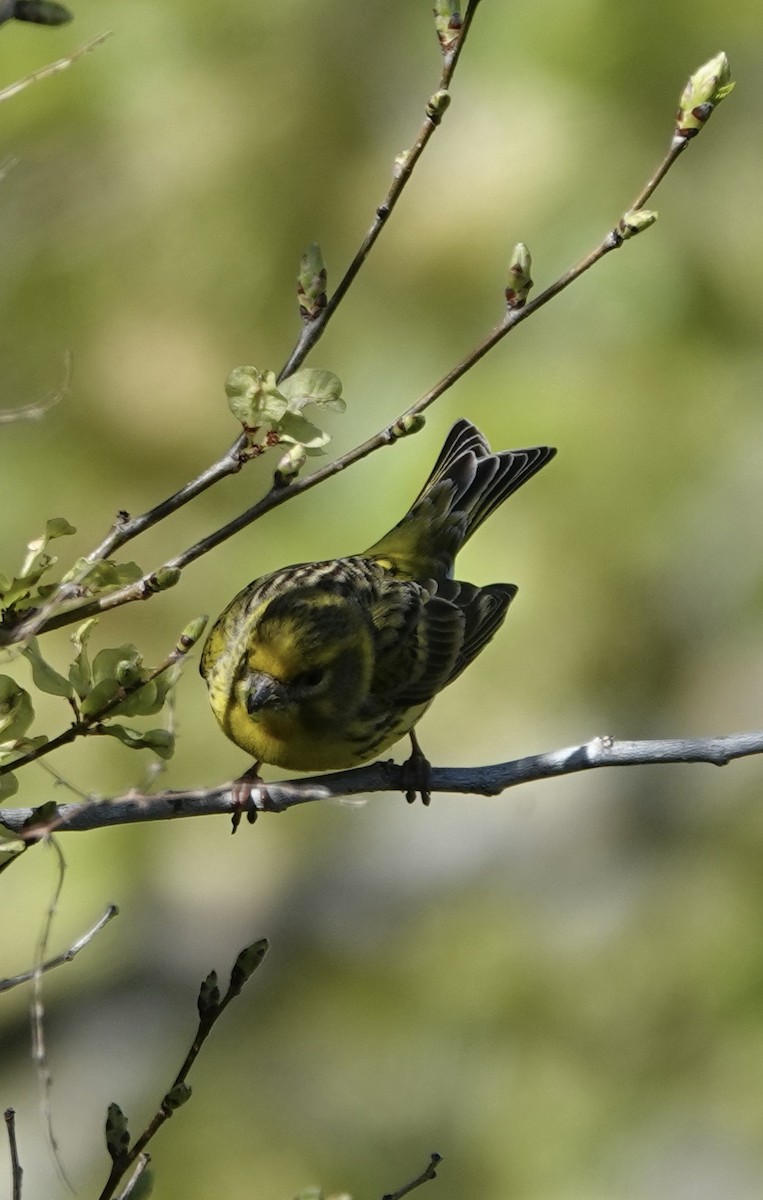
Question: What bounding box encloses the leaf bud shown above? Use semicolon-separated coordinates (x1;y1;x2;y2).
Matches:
433;1;462;54
273;442;307;487
676;52;734;139
618;208;658;240
297;242;328;322
229;938;269;994
105;1102;130;1162
425;89;451;126
505;242;533;309
390;413;426;440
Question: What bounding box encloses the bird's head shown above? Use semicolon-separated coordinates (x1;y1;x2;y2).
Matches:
236;589;374;732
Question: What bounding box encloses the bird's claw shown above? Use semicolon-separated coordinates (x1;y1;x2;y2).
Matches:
402;732;432;806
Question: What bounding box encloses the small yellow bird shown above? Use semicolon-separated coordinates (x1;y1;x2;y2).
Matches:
201;419;555;802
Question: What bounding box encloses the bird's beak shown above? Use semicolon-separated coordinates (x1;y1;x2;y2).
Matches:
244;671;288;716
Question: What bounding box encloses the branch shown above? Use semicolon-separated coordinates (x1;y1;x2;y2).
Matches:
0;904;118;993
0;30;110;104
4;1109;22;1200
382;1153;442;1200
3;731;761;836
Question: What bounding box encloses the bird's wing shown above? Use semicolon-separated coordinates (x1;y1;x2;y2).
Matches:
436;579;517;686
367;578;465;708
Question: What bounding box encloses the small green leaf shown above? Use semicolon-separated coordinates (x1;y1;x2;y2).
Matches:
22;639;73;699
280;368;345;413
92;645;141;687
99;725;175;759
81;678;121;717
61;558;143;594
278;412;331;454
45;517;76;540
0;772;19;801
0;677;34;742
69;618;97;699
225;366;286;428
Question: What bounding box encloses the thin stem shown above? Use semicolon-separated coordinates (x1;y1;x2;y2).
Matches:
4;1109;22;1200
0;31;111;104
0;904;118;993
383;1154;442;1200
278;3;483;382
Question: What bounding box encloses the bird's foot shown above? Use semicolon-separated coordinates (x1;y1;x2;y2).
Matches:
230;762;273;832
401;731;432;806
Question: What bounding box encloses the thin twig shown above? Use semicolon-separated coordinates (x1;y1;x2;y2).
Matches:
0;904;118;993
97;940;267;1200
32;838;75;1192
0;31;111;104
382;1153;442;1200
114;1155;151;1200
278;1;482;381
4;1109;23;1200
3;730;761;836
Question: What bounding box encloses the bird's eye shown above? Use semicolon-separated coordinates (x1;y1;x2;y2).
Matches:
296;666;325;689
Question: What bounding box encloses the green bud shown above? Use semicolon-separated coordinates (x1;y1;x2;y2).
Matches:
273;443;307;487
433;1;462;54
425;89;451;126
390;413;426;440
177;615;208;653
162;1083;192;1113
618;208;658;240
505;242;533;310
198;970;221;1019
676;52;734;138
151;566;181;592
297;243;328;322
105;1102;130;1162
229;938;269;994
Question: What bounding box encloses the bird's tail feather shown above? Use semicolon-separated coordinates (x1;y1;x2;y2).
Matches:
365;418;556;580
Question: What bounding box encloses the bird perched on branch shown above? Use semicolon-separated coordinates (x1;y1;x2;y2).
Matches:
201;419;555;808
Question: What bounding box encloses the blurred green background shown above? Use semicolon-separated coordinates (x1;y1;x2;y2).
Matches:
2;2;763;1197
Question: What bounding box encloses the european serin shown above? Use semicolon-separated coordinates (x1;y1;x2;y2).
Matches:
201;419;555;802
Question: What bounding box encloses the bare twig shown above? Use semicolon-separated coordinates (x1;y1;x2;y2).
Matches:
0;30;110;104
3;730;761;837
31;837;75;1191
113;1155;151;1200
382;1153;442;1200
0;904;118;993
4;1108;23;1200
97;940;267;1200
278;0;482;381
